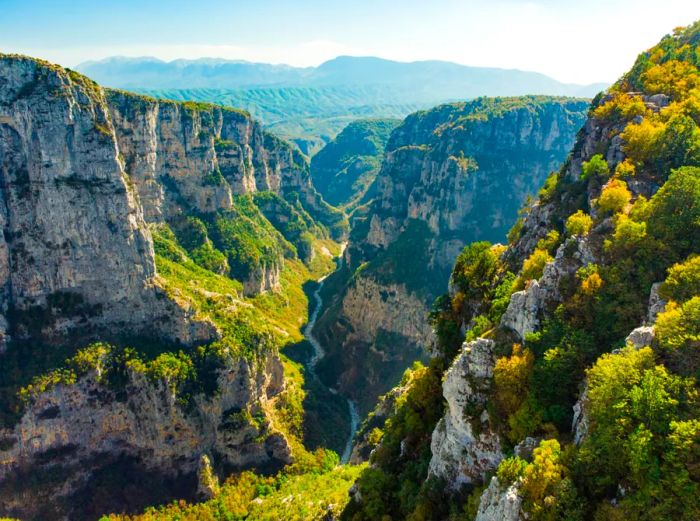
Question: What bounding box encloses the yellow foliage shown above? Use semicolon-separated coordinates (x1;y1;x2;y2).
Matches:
565;210;593;236
593;92;648;121
581;272;603;295
614;159;636;178
597;179;632;214
520;439;566;519
641;60;700;100
621;117;665;165
494;344;534;416
521;248;553;284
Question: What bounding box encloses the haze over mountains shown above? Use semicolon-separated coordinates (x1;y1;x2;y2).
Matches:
77;56;608;154
77;56;606;97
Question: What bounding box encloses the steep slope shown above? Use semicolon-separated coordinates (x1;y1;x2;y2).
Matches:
0;54;344;520
314;97;588;414
343;20;700;521
310;118;400;208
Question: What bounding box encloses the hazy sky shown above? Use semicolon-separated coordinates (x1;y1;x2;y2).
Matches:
0;0;698;84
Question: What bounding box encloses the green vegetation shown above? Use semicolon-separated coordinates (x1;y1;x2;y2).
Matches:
310;118;400;209
102;456;365;521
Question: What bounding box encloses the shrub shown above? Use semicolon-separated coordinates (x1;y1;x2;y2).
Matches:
520;440;566;517
565;210;593;236
614;159;636;178
537;230;561;254
494;344;534;417
581;154;610;180
655;297;700;351
660;255;700;303
597;179;631;214
647;166;700;259
497;456;527;485
521;248;552;283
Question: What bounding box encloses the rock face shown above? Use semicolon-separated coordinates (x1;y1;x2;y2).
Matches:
501;235;595;341
0;55;218;351
317;98;588;415
0;350;289;519
428;338;503;488
0;55;328;518
0;351;287;478
475;477;524;521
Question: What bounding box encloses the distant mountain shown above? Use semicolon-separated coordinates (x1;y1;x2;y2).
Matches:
77;55;606;98
77;56;607;154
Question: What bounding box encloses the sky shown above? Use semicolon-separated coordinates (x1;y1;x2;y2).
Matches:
0;0;698;84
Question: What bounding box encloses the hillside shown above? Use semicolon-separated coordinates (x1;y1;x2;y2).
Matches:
310;118;400;208
314;96;589;414
343;20;700;521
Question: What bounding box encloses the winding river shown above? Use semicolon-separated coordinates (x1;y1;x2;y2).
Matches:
305;244;360;464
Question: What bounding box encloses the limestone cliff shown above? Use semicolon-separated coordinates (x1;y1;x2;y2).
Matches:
0;54;215;351
0;54;335;519
316;97;588;415
0;348;289;520
428;338;502;488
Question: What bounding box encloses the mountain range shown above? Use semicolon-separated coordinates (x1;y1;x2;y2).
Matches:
76;56;608;154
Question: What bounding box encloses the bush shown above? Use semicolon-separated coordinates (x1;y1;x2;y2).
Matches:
497;456;527;485
494;344;534;417
660;255;700;303
647;166;700;259
565;211;593;236
581;154;610;180
597;179;631;214
655;296;700;351
521;248;552;283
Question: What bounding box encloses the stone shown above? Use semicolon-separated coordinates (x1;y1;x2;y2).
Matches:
514;437;541;461
501;281;543;341
648;282;666;324
625;326;655;349
475;477;524;521
428;339;503;488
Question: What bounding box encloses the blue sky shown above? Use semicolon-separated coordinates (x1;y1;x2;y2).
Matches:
0;0;698;83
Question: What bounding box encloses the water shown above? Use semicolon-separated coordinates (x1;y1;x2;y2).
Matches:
304;244;359;464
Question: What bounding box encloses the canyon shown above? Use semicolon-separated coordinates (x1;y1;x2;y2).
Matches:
0;17;699;521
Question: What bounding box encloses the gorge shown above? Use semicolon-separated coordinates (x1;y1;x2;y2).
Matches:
0;16;698;521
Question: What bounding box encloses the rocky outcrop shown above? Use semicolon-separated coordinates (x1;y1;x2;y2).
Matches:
501;235;595;341
316;275;434;414
475;477;524;521
0;55;218;350
428;338;503;488
0;348;290;519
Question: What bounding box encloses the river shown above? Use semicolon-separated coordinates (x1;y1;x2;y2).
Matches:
304;244;360;464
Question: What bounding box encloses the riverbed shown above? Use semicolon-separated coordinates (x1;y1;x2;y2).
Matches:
304;244;359;464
